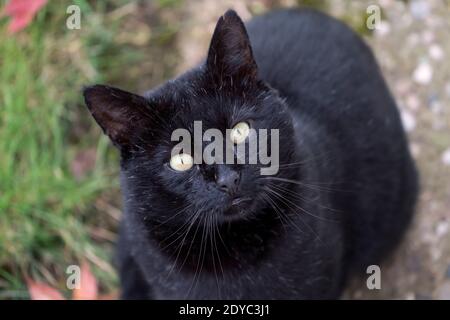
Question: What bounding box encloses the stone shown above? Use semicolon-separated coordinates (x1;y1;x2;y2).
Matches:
413;61;433;85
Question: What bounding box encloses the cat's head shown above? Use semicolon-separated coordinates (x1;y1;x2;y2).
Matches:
83;10;297;228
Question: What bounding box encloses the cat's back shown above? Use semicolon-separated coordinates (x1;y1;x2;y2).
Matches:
245;8;404;152
246;9;380;104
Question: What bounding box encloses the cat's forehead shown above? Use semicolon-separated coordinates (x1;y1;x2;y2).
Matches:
148;72;278;134
160;90;255;131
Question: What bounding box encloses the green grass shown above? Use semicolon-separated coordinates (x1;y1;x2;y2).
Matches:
0;0;142;299
0;0;182;299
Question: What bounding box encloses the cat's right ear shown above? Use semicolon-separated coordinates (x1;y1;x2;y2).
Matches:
206;10;258;84
83;84;152;150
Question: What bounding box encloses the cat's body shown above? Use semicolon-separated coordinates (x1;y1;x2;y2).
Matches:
246;9;418;271
84;9;418;299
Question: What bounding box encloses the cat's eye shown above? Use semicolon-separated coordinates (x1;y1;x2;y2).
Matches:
230;122;250;144
169;153;194;172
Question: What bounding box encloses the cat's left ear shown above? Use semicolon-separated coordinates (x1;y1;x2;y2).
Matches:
206;10;258;83
83;84;153;151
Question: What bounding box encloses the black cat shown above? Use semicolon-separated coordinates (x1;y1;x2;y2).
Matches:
83;9;418;299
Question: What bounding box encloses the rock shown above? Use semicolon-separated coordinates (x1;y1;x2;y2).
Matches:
429;44;444;61
379;0;394;8
421;30;435;44
395;79;411;95
441;149;450;166
410;0;430;20
407;33;420;47
415;293;432;300
413;61;433;85
429;100;443;115
435;220;449;238
446;83;450;98
411;143;421;158
437;282;450;300
375;21;391;37
401;110;417;132
406;94;421;111
405;292;415;300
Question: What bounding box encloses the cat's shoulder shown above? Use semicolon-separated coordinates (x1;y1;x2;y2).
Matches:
247;8;365;48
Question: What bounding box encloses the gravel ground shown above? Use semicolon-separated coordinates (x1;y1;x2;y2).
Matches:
172;0;450;299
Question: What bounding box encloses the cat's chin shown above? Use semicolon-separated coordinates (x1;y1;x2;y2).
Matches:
219;197;255;223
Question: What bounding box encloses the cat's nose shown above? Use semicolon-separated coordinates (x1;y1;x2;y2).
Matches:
215;166;240;195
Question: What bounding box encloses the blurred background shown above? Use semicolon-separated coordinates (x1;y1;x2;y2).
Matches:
0;0;449;300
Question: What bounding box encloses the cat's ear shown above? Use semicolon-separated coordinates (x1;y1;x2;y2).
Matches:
83;84;152;150
206;10;258;83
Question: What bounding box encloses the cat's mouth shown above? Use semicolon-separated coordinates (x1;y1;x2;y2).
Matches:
231;197;252;206
221;196;253;221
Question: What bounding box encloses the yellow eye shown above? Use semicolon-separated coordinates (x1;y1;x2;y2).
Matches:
230;122;250;144
169;153;194;171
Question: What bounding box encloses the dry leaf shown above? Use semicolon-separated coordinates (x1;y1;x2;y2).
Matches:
70;148;97;180
1;0;48;34
72;261;98;300
97;292;119;300
26;277;65;300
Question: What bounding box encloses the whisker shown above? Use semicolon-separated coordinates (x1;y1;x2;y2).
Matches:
267;182;343;216
261;192;289;232
209;215;222;299
263;186;326;245
159;205;199;251
265;186;338;223
262;189;308;236
186;213;208;298
164;207;202;279
156;202;193;229
261;176;353;193
211;214;225;279
276;150;334;168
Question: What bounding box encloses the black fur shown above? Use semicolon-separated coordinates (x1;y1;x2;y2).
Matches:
83;9;418;299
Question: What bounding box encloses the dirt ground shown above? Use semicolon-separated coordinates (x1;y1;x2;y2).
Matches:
169;0;450;299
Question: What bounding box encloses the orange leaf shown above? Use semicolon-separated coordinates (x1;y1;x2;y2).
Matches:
26;277;65;300
1;0;48;34
72;261;98;300
98;292;119;300
70;148;97;180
